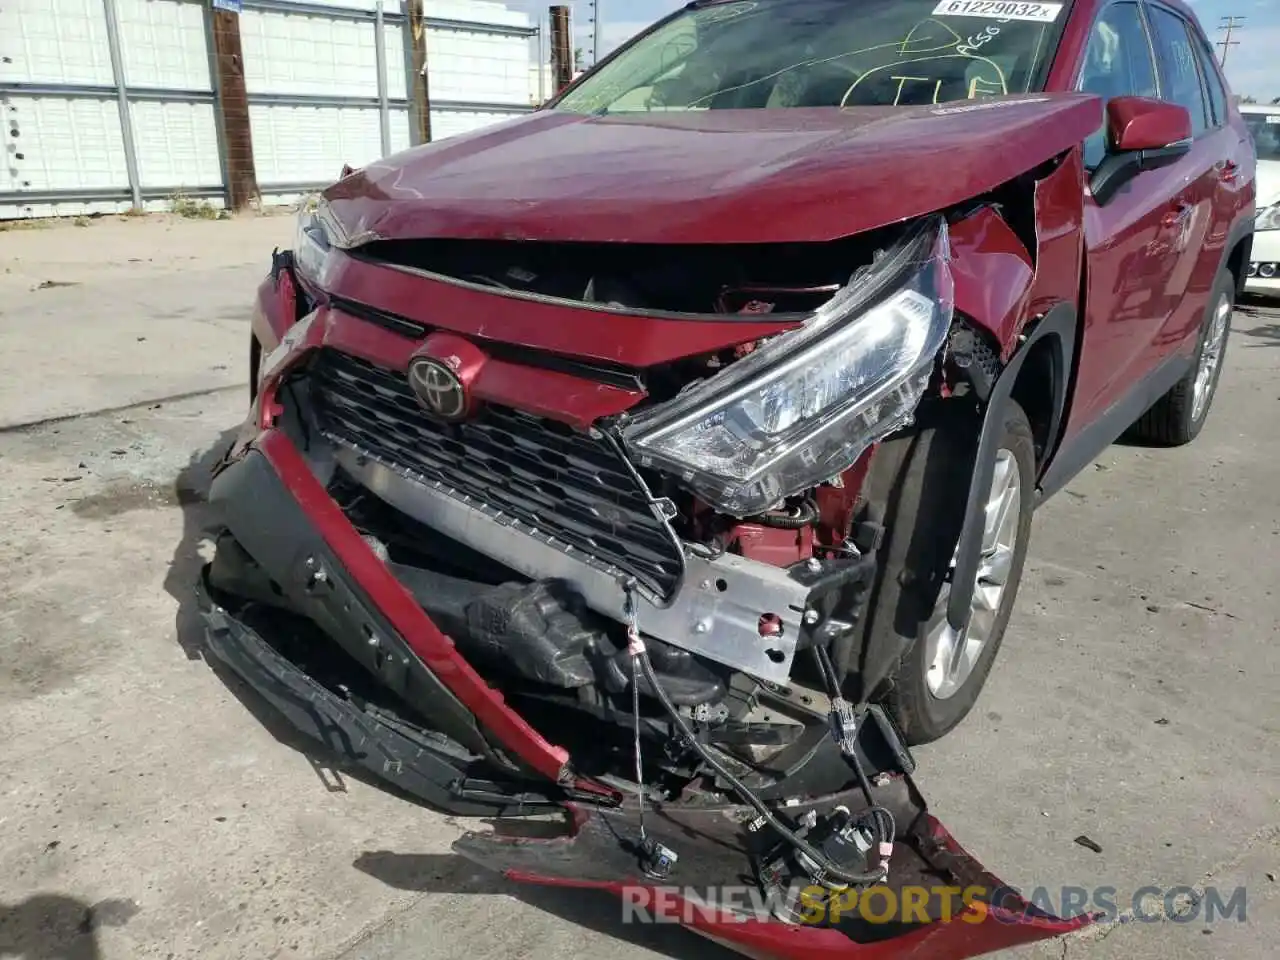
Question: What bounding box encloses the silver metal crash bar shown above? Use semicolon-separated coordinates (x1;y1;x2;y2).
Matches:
334;445;810;683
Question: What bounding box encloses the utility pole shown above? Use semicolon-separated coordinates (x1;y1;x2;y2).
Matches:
1217;15;1245;68
549;5;573;91
591;0;603;66
209;5;259;211
408;0;432;145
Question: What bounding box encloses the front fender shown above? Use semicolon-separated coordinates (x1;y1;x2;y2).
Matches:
251;250;305;354
949;207;1035;355
948;147;1086;358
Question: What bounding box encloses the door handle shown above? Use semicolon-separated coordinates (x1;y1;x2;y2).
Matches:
1219;160;1239;183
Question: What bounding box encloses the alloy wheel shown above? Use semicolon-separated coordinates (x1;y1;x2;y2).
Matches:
924;448;1021;700
1191;293;1231;424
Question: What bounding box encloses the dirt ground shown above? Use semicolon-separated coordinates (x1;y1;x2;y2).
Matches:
0;215;1277;960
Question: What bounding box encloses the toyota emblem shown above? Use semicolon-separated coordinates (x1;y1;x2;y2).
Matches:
408;356;468;421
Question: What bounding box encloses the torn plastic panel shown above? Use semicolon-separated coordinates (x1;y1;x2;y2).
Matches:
199;529;1092;960
454;776;1094;960
898;154;1086;646
203;559;1091;959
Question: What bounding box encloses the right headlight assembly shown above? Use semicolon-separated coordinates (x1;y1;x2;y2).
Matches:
621;216;954;518
1256;203;1280;232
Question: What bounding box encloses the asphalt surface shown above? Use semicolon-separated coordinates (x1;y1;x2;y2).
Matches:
0;215;1276;960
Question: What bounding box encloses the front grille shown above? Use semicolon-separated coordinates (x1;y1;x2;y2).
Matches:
306;349;683;597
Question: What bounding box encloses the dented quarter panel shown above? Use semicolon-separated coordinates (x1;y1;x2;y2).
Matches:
322;95;1103;246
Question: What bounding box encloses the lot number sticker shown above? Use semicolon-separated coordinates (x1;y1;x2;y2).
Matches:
932;1;1064;22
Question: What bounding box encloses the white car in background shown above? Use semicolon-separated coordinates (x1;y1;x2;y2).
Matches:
1243;104;1280;298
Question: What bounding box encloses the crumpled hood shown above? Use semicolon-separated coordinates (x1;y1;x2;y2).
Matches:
324;93;1101;246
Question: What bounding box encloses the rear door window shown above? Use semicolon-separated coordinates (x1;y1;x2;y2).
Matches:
1191;31;1228;127
1147;5;1209;137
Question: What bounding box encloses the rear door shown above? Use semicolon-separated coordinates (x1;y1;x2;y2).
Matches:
1143;2;1237;358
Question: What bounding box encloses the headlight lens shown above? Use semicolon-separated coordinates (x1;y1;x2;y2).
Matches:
1256;204;1280;232
293;194;336;284
621;217;954;518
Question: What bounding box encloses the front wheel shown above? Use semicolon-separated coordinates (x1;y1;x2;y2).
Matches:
882;401;1037;745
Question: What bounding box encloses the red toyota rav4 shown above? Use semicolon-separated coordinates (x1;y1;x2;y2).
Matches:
202;0;1255;956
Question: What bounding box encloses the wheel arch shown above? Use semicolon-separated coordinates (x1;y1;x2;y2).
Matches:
1223;225;1254;298
1008;325;1071;474
946;301;1077;635
852;303;1078;703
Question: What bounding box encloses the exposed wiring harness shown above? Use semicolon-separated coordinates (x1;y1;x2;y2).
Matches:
749;498;820;530
622;583;889;886
813;645;897;858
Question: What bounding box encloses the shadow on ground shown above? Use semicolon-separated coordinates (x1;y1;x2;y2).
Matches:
1233;296;1280;346
0;894;138;960
353;850;739;960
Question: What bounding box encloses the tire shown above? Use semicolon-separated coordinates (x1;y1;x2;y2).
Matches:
869;400;1037;746
1128;268;1234;446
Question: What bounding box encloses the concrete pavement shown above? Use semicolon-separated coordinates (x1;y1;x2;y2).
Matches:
0;215;1276;960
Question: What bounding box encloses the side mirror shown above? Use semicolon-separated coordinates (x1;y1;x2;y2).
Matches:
1108;96;1192;152
1091;96;1194;205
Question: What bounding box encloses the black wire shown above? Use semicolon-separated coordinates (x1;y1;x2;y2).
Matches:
630;652;647;844
812;644;840;694
637;651;886;886
749;499;820;529
813;645;880;807
813;645;897;847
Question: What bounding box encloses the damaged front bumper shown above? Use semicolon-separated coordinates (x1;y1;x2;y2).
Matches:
198;425;1092;959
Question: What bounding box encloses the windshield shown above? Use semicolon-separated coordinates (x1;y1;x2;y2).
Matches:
555;0;1069;115
1244;111;1280;163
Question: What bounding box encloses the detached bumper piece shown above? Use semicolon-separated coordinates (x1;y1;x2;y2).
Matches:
199;442;594;816
456;788;1092;959
201;593;545;816
200;433;1090;960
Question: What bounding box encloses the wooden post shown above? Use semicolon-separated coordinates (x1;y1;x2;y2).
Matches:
549;6;573;92
210;9;259;211
408;0;433;145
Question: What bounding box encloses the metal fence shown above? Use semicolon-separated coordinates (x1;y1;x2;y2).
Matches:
0;0;548;219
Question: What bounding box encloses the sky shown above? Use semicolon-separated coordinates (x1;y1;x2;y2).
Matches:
577;0;1279;101
1187;0;1280;101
